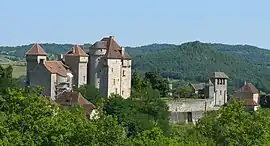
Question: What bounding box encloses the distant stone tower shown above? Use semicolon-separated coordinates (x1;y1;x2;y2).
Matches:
64;45;88;88
88;41;107;89
26;43;48;84
89;36;132;99
211;72;229;106
204;79;214;99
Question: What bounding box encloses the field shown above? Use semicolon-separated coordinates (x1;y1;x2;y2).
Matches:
0;62;26;78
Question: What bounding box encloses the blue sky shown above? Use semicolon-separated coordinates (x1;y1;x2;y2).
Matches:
0;0;269;48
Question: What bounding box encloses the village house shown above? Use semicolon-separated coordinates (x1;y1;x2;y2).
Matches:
55;91;98;119
229;81;260;111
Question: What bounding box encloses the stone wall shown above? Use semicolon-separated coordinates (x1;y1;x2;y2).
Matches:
166;98;220;123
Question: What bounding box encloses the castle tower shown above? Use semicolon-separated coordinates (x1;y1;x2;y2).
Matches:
89;36;132;99
26;43;48;84
88;40;107;89
204;79;214;99
211;72;229;106
64;45;88;88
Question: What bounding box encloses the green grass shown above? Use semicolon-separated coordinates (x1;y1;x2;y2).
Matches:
0;63;26;78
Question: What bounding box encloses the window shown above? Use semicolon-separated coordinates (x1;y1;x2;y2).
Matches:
123;70;126;77
113;79;116;85
220;90;222;95
111;68;113;72
122;90;124;95
83;76;86;82
115;88;118;94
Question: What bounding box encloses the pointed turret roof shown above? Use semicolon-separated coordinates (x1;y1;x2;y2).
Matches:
65;45;88;57
26;43;48;56
91;36;131;60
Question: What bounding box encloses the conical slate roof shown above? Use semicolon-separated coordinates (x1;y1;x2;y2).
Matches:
26;43;48;56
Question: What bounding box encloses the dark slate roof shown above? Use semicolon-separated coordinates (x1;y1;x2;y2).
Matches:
92;41;107;49
190;83;205;90
26;43;48;56
91;36;131;60
213;72;229;79
235;82;259;94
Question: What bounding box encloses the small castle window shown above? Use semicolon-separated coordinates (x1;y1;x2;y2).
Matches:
111;68;113;72
83;76;86;82
113;79;116;85
122;90;124;95
123;70;126;76
115;88;118;94
220;90;222;95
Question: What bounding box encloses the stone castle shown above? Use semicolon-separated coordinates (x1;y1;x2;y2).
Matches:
26;36;132;100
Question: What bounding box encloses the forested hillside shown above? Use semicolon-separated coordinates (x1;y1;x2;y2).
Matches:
1;41;270;92
128;42;270;92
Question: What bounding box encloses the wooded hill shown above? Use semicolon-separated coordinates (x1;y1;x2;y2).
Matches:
1;41;270;93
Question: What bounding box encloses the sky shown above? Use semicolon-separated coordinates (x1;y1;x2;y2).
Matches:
0;0;270;48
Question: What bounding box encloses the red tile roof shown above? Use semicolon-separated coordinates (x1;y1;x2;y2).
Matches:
55;92;96;114
93;36;131;60
44;61;68;77
65;45;88;57
26;43;48;56
235;82;259;94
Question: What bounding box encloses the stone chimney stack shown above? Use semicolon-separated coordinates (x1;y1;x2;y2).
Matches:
121;47;125;55
109;36;115;40
58;54;64;61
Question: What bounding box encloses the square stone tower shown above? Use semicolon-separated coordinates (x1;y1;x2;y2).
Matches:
26;43;48;84
211;72;229;106
64;45;88;88
89;36;132;99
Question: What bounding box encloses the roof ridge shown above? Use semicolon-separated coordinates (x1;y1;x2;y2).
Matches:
26;43;48;56
65;45;88;57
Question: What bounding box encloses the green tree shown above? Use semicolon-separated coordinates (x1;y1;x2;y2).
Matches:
144;72;169;97
75;84;102;104
196;99;270;146
172;84;193;98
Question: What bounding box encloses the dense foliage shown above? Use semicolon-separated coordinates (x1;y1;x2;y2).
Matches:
128;42;270;93
2;66;270;145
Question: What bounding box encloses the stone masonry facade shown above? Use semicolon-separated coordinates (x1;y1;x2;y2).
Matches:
26;36;132;100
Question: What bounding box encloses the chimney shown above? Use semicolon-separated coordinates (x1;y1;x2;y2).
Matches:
244;81;247;85
58;54;64;61
121;47;125;55
109;36;115;40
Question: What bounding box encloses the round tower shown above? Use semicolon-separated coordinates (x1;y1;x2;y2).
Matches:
88;41;107;89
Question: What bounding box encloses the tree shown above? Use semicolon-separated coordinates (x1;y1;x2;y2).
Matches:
132;127;177;146
172;84;193;98
144;72;169;97
196;99;270;145
0;86;130;145
75;84;102;104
